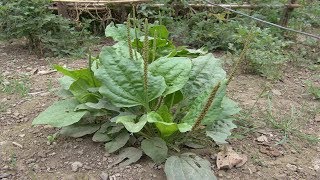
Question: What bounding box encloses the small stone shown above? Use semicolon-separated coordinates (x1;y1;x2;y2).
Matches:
257;135;268;142
114;173;121;177
100;172;109;180
315;115;320;122
286;163;297;171
291;149;297;154
12;142;23;148
84;165;93;170
75;138;83;142
32;164;40;171
313;158;320;171
26;67;33;72
272;89;282;96
218;173;224;177
18;134;25;138
26;158;36;164
38;151;47;158
77;150;84;155
71;161;83;172
0;173;11;179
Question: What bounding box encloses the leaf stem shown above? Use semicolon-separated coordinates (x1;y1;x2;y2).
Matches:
169;92;175;109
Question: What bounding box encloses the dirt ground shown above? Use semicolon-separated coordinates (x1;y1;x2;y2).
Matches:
0;41;319;180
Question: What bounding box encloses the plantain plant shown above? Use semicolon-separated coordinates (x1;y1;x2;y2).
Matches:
32;17;242;179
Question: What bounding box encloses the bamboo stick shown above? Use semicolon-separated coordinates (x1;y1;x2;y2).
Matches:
51;2;301;9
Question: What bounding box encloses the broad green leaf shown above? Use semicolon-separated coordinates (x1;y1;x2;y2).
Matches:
92;122;112;142
105;22;136;41
105;131;130;153
156;105;173;123
54;65;100;87
56;89;73;98
182;54;226;100
174;47;208;58
141;137;168;164
32;99;88;128
111;147;143;167
146;112;179;137
116;115;147;133
94;46;166;107
58;76;74;90
164;153;217;180
60;124;100;138
107;125;124;134
92;132;112;142
206;97;240;144
184;142;206;149
149;25;169;39
85;99;120;112
149;57;192;95
164;91;183;107
181;81;227;132
206;119;237;144
69;78;100;103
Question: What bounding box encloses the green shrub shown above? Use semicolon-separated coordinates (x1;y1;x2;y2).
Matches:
0;0;96;57
229;25;290;80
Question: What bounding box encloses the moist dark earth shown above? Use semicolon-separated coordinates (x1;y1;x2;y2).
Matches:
0;41;319;180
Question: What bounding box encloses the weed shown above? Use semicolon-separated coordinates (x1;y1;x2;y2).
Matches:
0;102;8;113
305;80;320;99
0;76;30;97
9;153;17;168
47;132;59;145
265;95;319;144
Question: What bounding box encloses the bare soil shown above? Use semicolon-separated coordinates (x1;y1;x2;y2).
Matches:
0;41;319;180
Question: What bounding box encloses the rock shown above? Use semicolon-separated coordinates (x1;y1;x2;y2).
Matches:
313;158;320;171
272;89;282;96
77;150;84;155
75;138;83;142
71;161;83;172
259;146;281;157
104;152;110;157
315;115;320;122
26;158;36;164
286;163;297;171
216;147;248;169
38;151;47;158
0;173;11;179
18;134;25;138
100;172;109;180
256;135;268;142
12;141;23;148
84;165;93;170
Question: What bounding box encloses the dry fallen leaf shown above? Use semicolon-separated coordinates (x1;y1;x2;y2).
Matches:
216;146;248;170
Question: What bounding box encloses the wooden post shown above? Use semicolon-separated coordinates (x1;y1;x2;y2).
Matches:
279;0;297;27
57;2;70;18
